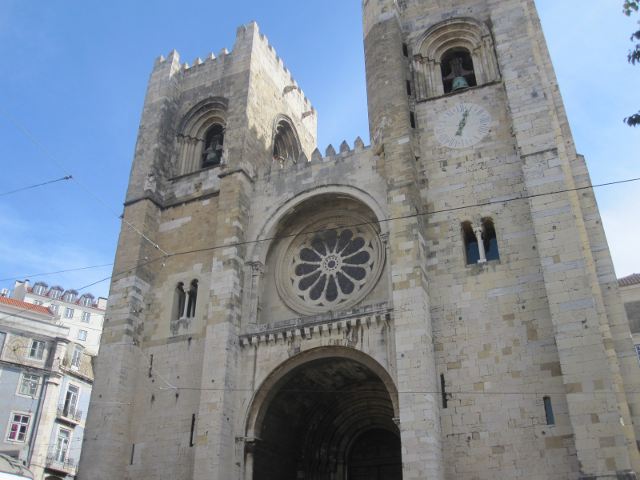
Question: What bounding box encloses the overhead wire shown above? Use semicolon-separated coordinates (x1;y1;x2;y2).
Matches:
1;175;639;287
0;175;73;198
0;107;170;257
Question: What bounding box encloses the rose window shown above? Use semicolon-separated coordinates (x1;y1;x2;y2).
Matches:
276;214;384;315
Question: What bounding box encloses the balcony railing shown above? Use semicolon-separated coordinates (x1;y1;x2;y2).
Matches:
56;404;83;423
45;452;77;474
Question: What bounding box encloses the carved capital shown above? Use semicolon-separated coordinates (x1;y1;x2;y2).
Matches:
247;261;265;276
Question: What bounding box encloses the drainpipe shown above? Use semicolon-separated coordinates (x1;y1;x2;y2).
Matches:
27;373;49;466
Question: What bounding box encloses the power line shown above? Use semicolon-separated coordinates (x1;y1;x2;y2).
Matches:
0;263;114;283
0;107;170;257
1;174;639;316
0;175;72;197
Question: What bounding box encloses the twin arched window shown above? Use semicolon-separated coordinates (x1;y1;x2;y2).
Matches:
462;218;500;265
174;279;198;321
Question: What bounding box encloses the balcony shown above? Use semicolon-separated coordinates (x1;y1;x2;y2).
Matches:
56;404;83;424
45;453;77;475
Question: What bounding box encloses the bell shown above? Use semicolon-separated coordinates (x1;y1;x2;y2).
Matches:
452;75;470;91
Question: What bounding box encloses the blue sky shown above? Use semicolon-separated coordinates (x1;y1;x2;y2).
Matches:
0;1;638;299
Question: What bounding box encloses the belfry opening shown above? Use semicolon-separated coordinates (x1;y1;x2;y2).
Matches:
248;355;402;480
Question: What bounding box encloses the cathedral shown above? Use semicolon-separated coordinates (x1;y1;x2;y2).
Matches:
79;0;640;479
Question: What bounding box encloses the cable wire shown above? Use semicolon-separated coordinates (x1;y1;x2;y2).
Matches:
0;175;72;198
0;107;170;257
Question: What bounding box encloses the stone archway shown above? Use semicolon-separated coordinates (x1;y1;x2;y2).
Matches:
246;350;401;480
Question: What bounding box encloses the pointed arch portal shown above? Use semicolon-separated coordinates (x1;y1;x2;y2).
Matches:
246;349;402;480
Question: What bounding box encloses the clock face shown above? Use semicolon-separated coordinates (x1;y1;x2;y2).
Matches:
434;102;492;149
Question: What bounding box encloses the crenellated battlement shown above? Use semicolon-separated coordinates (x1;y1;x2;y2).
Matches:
152;22;314;113
262;136;370;177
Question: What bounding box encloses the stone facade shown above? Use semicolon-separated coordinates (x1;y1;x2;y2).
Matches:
0;296;96;480
79;1;640;479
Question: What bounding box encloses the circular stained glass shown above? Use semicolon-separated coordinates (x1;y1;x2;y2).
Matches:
276;213;384;315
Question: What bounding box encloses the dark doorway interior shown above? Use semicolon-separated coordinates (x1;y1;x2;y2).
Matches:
253;357;401;480
348;429;402;480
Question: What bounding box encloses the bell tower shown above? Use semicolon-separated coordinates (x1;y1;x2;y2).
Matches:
81;2;640;479
363;0;640;478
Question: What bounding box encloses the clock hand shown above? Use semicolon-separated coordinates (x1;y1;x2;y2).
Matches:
455;109;470;136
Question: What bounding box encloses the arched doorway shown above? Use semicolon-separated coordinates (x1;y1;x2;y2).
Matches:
248;353;402;480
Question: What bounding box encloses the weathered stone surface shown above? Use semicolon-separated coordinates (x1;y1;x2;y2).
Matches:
79;2;640;480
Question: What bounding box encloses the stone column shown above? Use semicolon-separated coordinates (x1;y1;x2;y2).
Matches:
474;227;487;263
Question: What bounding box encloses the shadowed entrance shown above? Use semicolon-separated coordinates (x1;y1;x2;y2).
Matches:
251;357;402;480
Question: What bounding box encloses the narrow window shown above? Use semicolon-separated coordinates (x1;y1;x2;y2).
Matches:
402;43;409;57
189;414;196;447
175;282;186;320
64;307;75;319
130;443;136;465
202;124;224;168
7;413;30;442
148;354;154;378
272;117;301;166
635;344;640;365
543;396;555;425
29;340;45;360
187;280;198;318
50;304;59;315
440;374;448;409
71;345;83;369
441;48;477;94
63;384;80;418
482;218;500;261
409;111;416;129
406;80;412;96
53;428;71;462
77;329;88;341
462;221;479;265
81;311;91;323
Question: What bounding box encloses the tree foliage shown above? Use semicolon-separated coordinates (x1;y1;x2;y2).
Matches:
623;1;640;126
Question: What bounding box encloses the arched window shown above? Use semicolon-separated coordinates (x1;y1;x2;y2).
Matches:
482;217;500;261
414;18;500;100
175;98;228;175
272;116;301;167
201;124;224;168
173;280;198;322
187;280;198;318
174;282;186;320
461;221;479;265
441;48;477;94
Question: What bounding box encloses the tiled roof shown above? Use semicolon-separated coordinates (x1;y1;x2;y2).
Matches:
0;296;53;316
619;274;640;287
